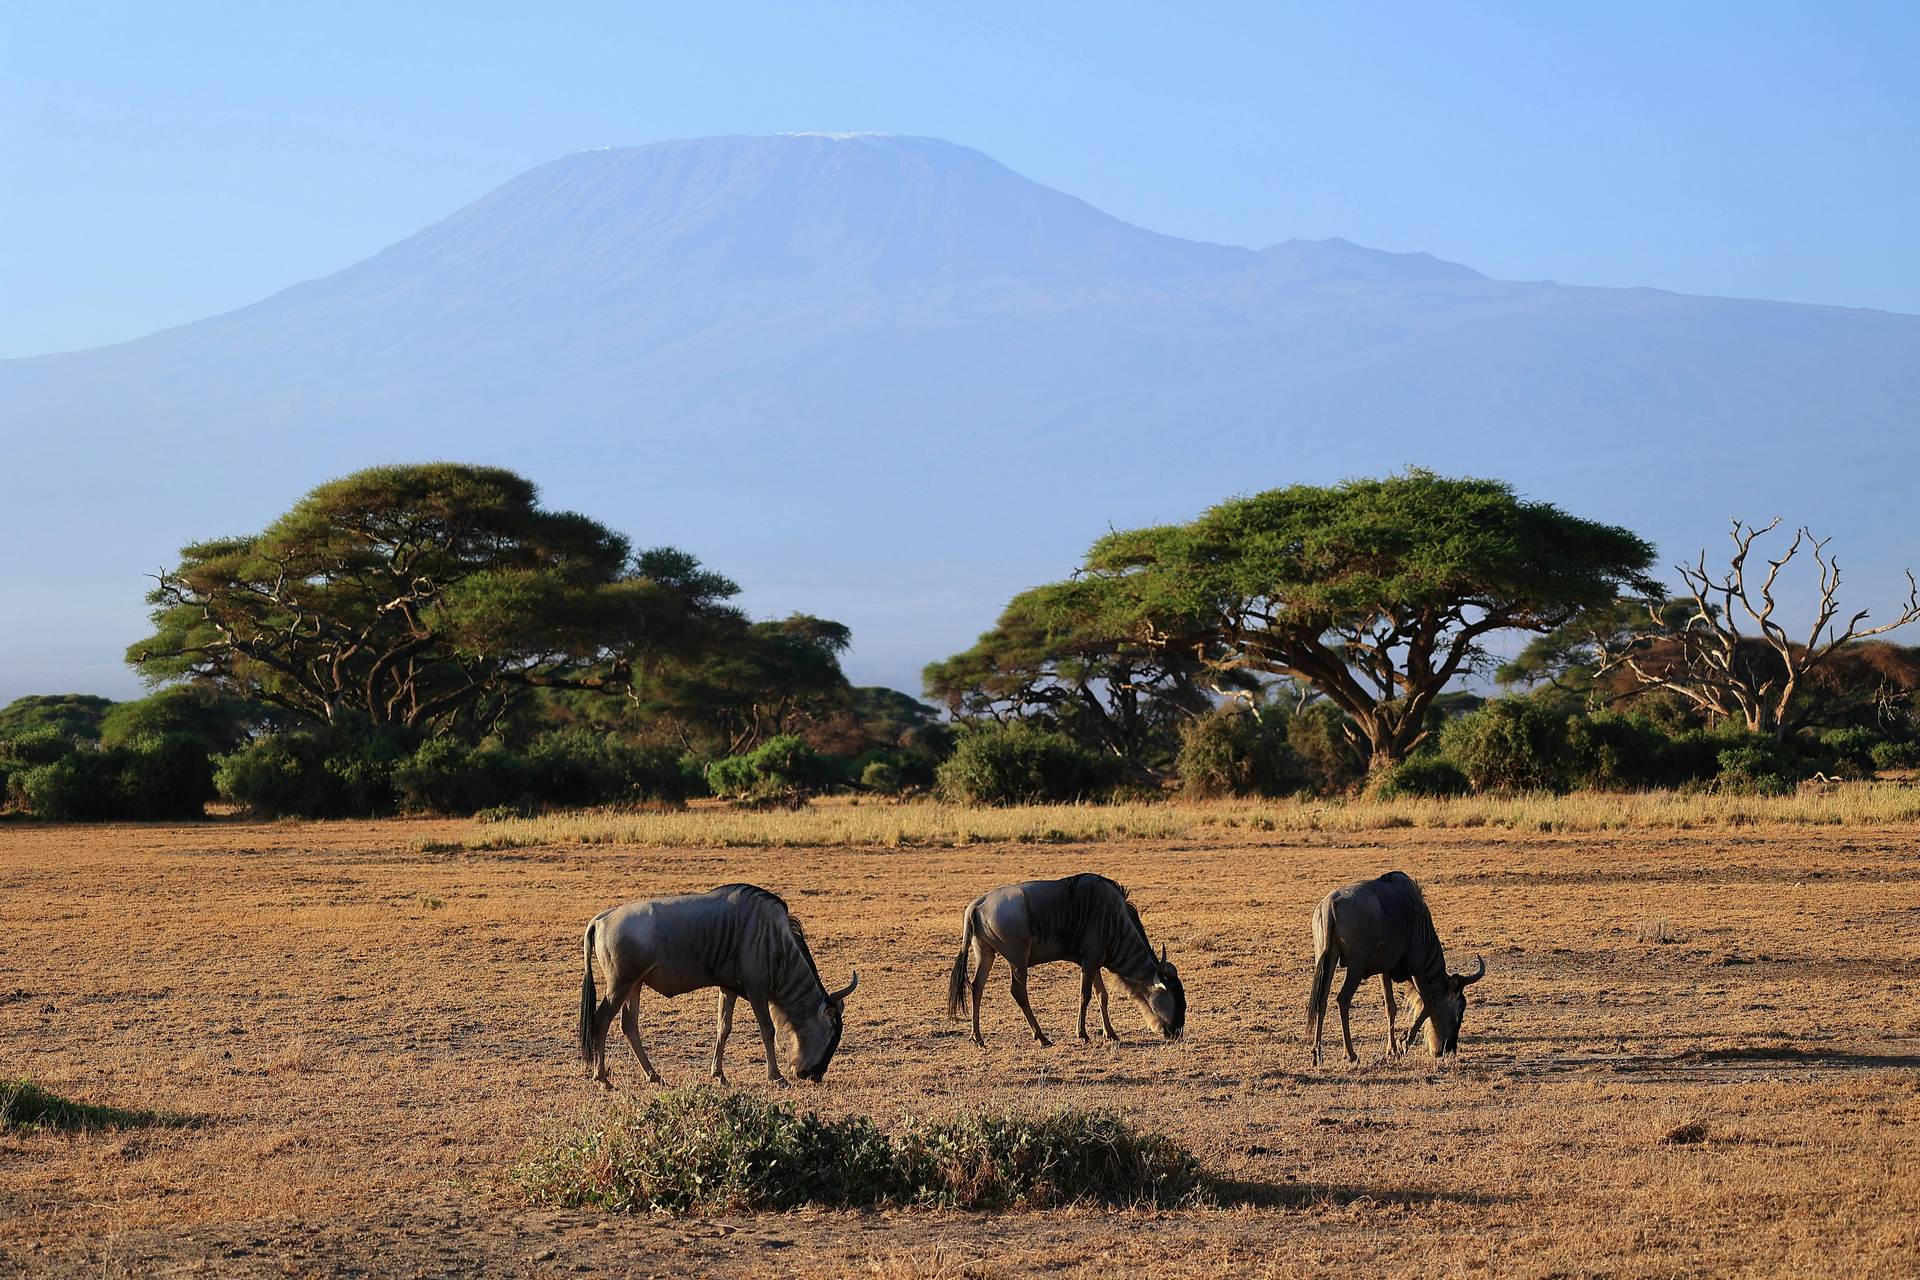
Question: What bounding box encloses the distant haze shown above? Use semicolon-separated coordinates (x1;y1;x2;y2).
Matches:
3;134;1917;704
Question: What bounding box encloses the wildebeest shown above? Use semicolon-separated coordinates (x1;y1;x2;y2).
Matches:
1306;871;1484;1065
946;874;1185;1046
578;883;858;1086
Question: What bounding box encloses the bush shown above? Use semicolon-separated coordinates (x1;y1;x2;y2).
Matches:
705;735;843;800
934;724;1120;805
215;718;411;818
527;730;700;806
1439;699;1570;792
1369;756;1469;799
1713;737;1802;796
1815;726;1882;780
393;739;533;814
0;695;113;743
515;1088;1209;1215
99;686;259;754
1176;708;1299;798
1870;738;1920;771
1659;726;1731;788
1286;703;1367;795
1564;711;1674;790
214;733;334;818
12;735;211;821
860;760;902;793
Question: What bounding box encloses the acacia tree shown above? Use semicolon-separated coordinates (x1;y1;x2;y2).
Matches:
923;579;1238;771
637;614;856;755
1595;518;1920;739
1047;471;1657;770
129;465;742;735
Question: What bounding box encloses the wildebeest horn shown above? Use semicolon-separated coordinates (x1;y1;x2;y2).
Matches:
1458;955;1486;985
830;969;859;1003
1159;943;1168;965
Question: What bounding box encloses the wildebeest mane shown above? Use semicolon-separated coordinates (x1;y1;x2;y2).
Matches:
711;882;825;990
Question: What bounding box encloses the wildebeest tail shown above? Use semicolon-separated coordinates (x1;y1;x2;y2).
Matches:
1307;902;1338;1037
946;903;978;1020
578;919;599;1064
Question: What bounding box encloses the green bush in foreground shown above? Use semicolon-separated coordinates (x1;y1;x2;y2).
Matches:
515;1087;1209;1214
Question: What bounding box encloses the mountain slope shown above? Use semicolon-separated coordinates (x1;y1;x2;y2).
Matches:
3;134;1917;701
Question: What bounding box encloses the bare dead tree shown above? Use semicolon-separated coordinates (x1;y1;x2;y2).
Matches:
1597;518;1920;739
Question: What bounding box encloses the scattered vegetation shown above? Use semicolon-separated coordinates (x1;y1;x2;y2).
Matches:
515;1088;1210;1214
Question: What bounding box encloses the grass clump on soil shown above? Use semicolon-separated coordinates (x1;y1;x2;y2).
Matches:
515;1087;1211;1214
0;1079;193;1132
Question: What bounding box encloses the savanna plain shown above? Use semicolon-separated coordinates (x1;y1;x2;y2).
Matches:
0;803;1915;1278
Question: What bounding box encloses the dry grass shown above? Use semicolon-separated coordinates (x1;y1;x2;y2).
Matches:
448;783;1920;851
0;814;1915;1276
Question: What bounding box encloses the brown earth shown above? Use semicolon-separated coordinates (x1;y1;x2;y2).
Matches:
0;817;1916;1277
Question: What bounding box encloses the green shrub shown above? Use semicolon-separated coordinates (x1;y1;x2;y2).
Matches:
1564;711;1675;790
0;727;78;768
1659;726;1731;787
705;735;842;800
895;1106;1208;1211
515;1088;1209;1215
99;686;259;754
934;723;1120;805
0;695;113;743
1176;707;1299;798
216;718;410;818
1713;736;1802;796
1870;738;1920;771
215;733;334;818
1286;702;1367;795
9;735;210;821
1815;726;1882;780
1439;699;1570;792
393;739;533;814
860;760;902;793
1369;756;1469;799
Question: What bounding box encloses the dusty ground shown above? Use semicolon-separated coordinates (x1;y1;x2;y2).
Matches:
0;816;1915;1278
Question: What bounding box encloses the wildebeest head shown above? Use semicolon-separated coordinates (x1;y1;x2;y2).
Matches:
1125;943;1186;1039
1419;955;1486;1056
792;970;859;1082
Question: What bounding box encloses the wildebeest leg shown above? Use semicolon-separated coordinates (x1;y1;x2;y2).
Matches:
970;945;996;1046
1094;971;1120;1039
619;992;665;1086
747;997;786;1084
1381;975;1400;1058
1336;968;1365;1064
590;980;631;1088
1078;968;1095;1040
712;992;737;1084
1009;966;1051;1046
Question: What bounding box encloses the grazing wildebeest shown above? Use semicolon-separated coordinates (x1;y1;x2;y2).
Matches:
1306;871;1484;1065
946;874;1185;1046
578;883;858;1086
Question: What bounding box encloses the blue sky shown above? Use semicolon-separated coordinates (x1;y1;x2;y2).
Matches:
3;2;1916;358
